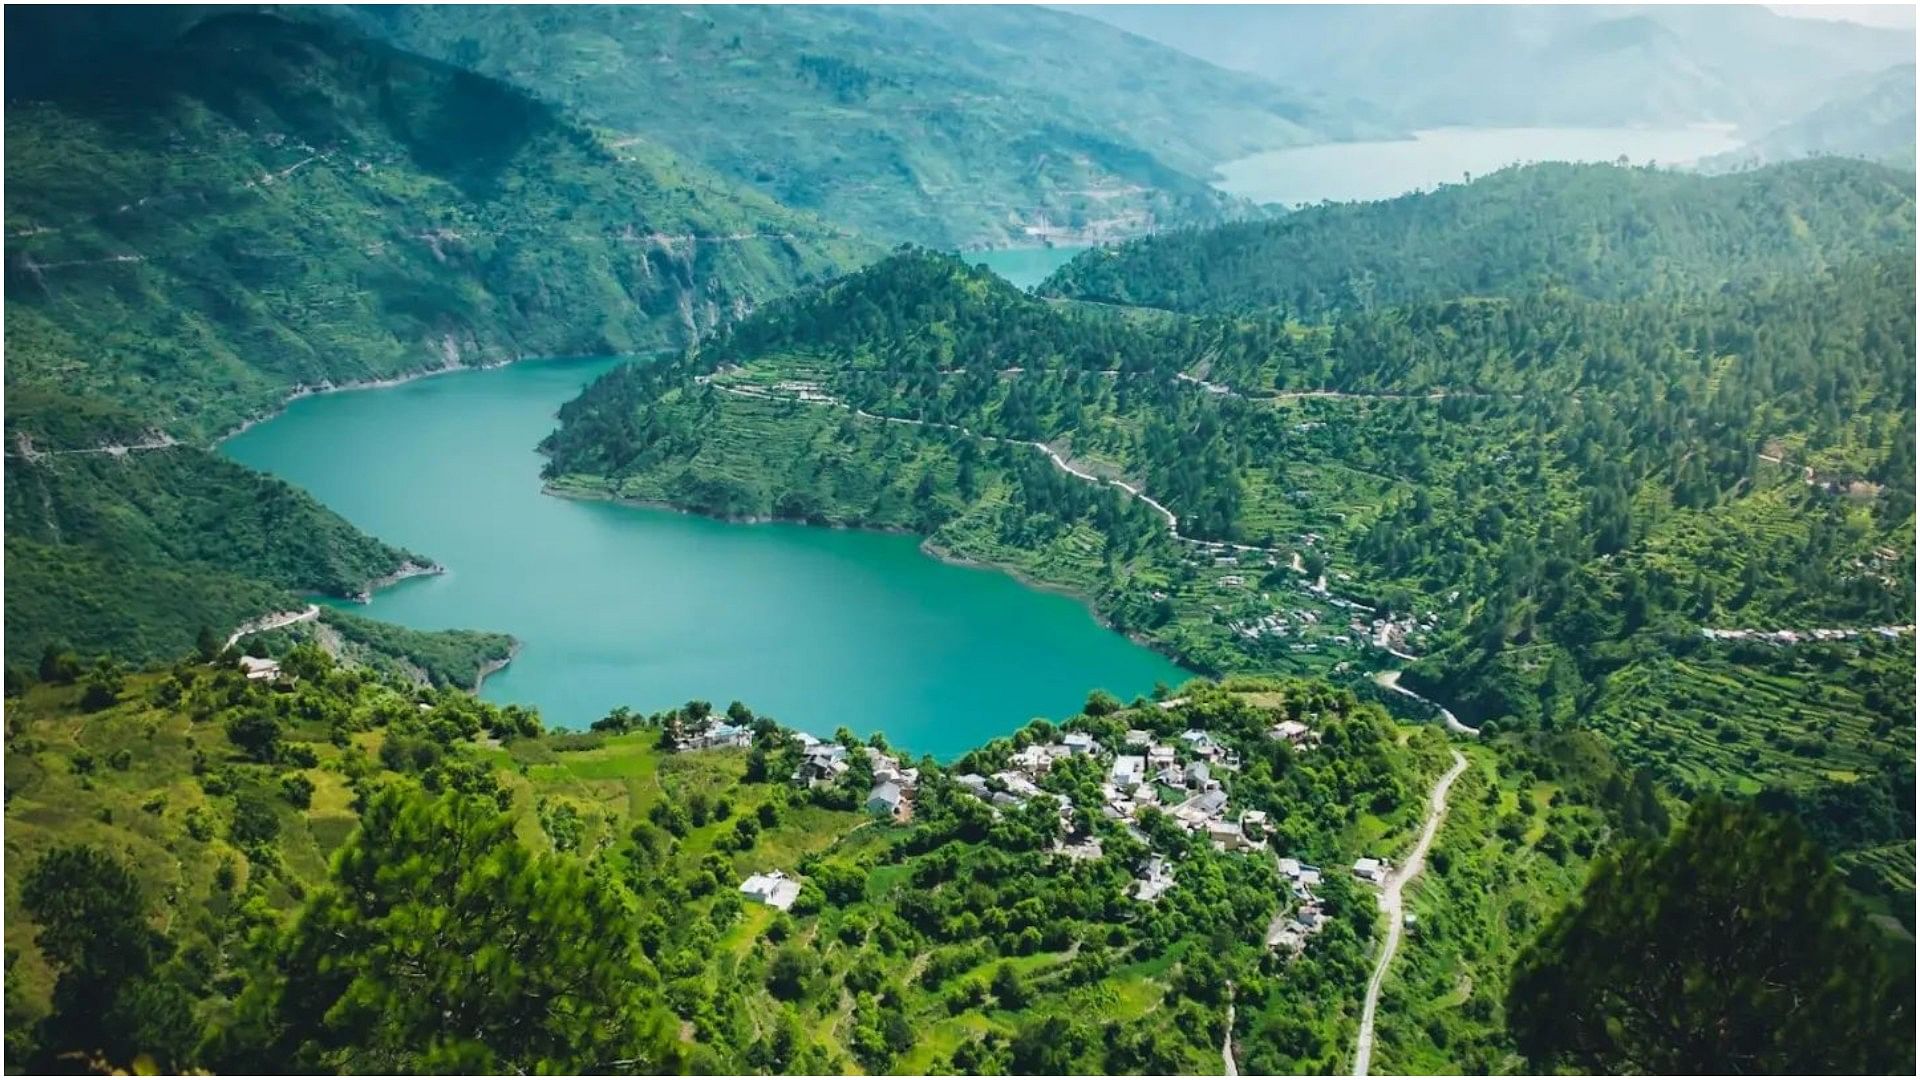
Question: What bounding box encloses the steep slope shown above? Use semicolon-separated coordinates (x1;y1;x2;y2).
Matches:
1040;159;1916;315
1705;63;1918;172
4;8;873;443
1069;4;1913;132
344;4;1390;248
2;8;873;669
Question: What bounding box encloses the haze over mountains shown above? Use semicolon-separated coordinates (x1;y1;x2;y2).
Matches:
1071;3;1915;165
346;4;1392;247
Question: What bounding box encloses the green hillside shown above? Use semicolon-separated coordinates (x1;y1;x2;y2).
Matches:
3;648;1452;1073
344;4;1389;247
543;241;1914;903
1040;159;1916;316
4;9;871;445
2;9;873;669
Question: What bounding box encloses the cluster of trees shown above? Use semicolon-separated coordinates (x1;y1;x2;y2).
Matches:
1509;798;1914;1074
10;634;1912;1074
1039;158;1915;316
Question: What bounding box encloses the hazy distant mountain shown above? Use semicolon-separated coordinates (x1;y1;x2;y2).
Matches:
1067;4;1913;132
345;5;1394;248
1705;63;1917;172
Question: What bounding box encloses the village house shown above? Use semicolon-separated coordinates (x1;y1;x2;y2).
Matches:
1240;809;1269;839
1124;728;1154;748
687;721;752;751
1171;788;1230;830
992;771;1043;800
739;870;802;911
1270;719;1316;747
238;655;282;681
793;742;850;786
1010;743;1057;776
954;772;993;800
1179;729;1220;758
1062;731;1099;756
867;780;909;821
1146;743;1178;770
1110;754;1146;789
1207;819;1254;852
1185;761;1216;791
1353;856;1388;884
865;746;919;789
1278;856;1324;897
1053;835;1104;862
1134;855;1176;902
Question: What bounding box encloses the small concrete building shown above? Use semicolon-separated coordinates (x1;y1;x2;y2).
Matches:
867;781;906;819
740;870;802;911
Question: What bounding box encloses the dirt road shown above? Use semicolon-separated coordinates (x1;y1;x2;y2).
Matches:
1352;749;1469;1076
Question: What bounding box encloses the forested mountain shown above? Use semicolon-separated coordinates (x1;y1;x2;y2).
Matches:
1704;63;1918;172
343;4;1389;247
1069;4;1913;133
4;8;869;443
546;227;1914;909
1;8;871;670
1039;159;1916;315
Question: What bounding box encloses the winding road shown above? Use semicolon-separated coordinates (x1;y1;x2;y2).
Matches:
1352;749;1470;1077
224;605;321;649
1374;671;1479;737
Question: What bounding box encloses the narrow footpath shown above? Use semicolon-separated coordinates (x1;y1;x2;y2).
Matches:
1352;749;1470;1077
1222;988;1238;1077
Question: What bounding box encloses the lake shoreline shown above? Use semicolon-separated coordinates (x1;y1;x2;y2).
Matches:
228;356;1189;753
212;350;650;448
473;640;522;694
542;481;1208;681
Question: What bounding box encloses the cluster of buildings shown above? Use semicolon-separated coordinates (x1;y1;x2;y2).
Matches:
952;769;1075;828
1268;857;1331;953
1699;625;1912;646
863;746;920;821
680;720;753;751
792;736;921;821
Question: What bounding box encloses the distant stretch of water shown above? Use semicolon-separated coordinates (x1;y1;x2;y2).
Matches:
1213;124;1743;207
966;246;1089;289
222;358;1185;757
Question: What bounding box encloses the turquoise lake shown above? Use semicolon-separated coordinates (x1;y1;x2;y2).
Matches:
1212;124;1743;207
965;246;1088;289
222;357;1186;758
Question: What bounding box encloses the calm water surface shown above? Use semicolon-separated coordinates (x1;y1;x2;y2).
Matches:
966;246;1088;289
223;358;1185;757
1214;125;1743;207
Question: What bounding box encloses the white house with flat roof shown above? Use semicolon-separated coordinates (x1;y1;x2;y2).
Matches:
740;870;802;911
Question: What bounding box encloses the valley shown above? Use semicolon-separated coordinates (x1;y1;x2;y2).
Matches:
3;4;1914;1077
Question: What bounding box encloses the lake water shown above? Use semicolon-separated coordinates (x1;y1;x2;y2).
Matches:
965;246;1088;289
222;358;1186;757
1213;125;1743;207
